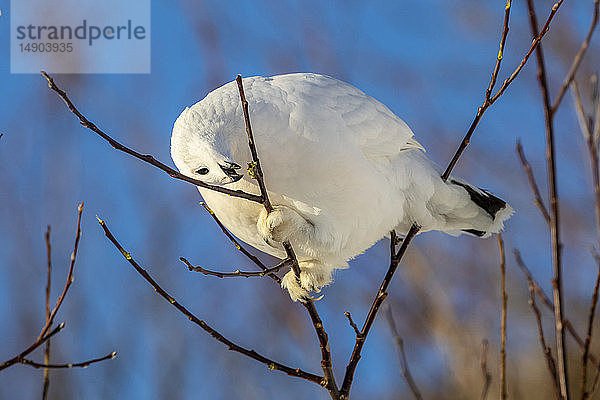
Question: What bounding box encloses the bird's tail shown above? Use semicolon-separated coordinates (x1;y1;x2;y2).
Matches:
390;151;512;238
448;179;512;237
440;178;513;238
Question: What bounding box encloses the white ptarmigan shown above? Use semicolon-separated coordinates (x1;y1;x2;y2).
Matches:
171;73;513;301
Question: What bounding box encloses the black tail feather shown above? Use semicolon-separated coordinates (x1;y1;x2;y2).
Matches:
450;179;507;219
461;228;486;237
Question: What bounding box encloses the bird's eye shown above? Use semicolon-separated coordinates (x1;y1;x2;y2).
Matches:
196;167;209;175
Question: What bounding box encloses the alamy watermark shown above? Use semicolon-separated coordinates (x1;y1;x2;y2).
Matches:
11;0;150;74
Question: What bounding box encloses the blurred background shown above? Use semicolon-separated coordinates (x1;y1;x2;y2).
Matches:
1;0;599;399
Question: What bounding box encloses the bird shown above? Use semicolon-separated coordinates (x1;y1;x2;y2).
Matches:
171;73;513;302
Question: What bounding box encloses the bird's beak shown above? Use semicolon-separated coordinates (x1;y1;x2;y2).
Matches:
220;162;243;183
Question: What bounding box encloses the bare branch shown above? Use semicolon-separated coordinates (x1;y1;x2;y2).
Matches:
386;307;423;400
551;0;600;113
528;280;561;398
442;0;564;181
480;339;492;400
43;226;52;399
97;217;324;385
573;80;593;140
0;323;65;371
22;352;117;369
236;75;273;212
498;234;508;400
1;204;84;371
199;202;281;284
516;141;551;224
526;1;569;397
37;203;83;341
582;261;600;399
574;72;600;400
340;224;420;398
593;74;600;145
1;203;115;376
343;312;361;337
514;250;600;370
41;72;263;205
180;257;291;278
235;76;338;397
485;0;512;102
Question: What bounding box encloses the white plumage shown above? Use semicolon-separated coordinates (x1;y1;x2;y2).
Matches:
171;73;513;301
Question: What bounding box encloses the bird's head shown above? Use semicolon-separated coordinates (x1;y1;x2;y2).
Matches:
171;107;244;186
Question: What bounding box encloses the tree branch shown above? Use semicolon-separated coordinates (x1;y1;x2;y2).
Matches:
1;204;114;374
97;218;324;385
340;224;420;398
180;257;291;278
41;72;263;205
0;323;65;371
498;234;508;400
386;307;423;400
199;202;281;284
572;73;600;400
551;0;599;114
43;226;52;399
528;279;561;398
480;339;492;400
514;249;600;371
36;203;83;342
582;259;600;400
442;0;564;181
21;352;117;369
516;141;551;224
343;312;361;337
235;75;339;397
526;0;568;396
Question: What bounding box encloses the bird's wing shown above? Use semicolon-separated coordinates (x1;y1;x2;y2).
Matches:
260;73;424;159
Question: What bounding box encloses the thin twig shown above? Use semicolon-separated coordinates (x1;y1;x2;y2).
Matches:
593;74;600;145
528;280;562;398
516;141;551;224
386;307;423;400
551;0;600;114
573;81;593;139
236;75;338;397
498;234;508;400
340;224;420;398
582;261;600;400
236;75;273;212
180;257;291;278
442;0;564;181
480;339;492;400
22;352;117;369
490;0;564;104
344;312;361;337
0;204;84;371
514;250;600;370
485;0;512;103
0;323;65;371
41;72;263;205
43;226;52;399
576;70;600;400
526;0;568;396
97;218;324;385
37;203;83;341
199;202;281;284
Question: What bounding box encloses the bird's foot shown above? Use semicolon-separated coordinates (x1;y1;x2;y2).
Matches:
281;260;333;302
257;205;310;246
